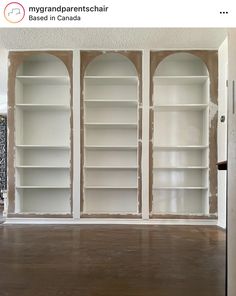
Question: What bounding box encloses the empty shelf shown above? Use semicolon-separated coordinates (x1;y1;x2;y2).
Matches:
154;104;208;111
16;104;70;110
84;166;138;169
84;100;138;107
153;187;208;190
85;123;137;128
16;186;71;189
16;145;70;149
16;76;70;85
85;145;138;151
154;145;209;150
84;76;138;85
153;76;208;85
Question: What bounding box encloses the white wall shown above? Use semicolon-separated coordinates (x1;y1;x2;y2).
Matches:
217;37;228;229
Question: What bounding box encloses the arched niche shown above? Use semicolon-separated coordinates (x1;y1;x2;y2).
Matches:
85;52;138;76
150;50;218;103
16;53;70;77
154;52;209;77
81;51;142;217
150;51;217;218
8;51;72;216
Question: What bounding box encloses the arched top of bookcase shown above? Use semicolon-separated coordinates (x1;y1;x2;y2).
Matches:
85;52;138;76
154;52;209;77
16;53;70;77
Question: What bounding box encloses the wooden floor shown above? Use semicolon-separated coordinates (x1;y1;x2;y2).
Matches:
0;225;225;296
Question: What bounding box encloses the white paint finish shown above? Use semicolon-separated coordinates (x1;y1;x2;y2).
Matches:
14;53;72;215
15;189;71;213
154;149;207;167
217;38;228;229
218;171;227;229
154;110;206;146
15;84;70;104
83;53;140;214
85;150;137;167
19;54;69;76
85;127;137;146
72;50;81;219
154;83;208;105
218;38;228;162
85;169;137;187
85;84;137;100
153;169;207;188
4;218;218;226
227;29;236;296
152;53;209;215
15;110;70;145
153;189;207;214
85;53;137;76
86;106;137;123
156;53;208;76
142;49;150;220
16;168;70;187
84;189;137;213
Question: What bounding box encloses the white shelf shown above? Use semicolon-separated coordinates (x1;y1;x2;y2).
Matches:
16;186;71;189
154;104;208;111
153;166;208;170
16;145;70;149
154;145;209;150
16;104;70;110
84;76;138;85
16;76;70;85
153;187;208;190
85;123;137;128
85;145;138;151
84;166;138;169
84;100;138;107
153;76;208;85
85;186;137;189
16;166;70;169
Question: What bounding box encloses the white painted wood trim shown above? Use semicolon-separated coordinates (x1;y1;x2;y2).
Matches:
72;50;80;219
4;218;217;225
142;49;150;220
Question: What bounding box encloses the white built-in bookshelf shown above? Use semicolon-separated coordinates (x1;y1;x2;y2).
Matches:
152;53;210;215
14;54;71;214
82;53;140;215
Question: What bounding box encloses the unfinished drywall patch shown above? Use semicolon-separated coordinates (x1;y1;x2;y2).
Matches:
210;101;218;124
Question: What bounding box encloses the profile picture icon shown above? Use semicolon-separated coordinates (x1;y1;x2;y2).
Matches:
4;2;25;23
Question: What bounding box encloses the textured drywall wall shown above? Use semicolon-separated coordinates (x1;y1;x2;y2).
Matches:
0;28;227;50
0;28;227;114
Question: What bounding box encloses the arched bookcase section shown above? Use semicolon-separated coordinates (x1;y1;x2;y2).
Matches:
150;51;218;218
80;51;142;218
8;51;73;217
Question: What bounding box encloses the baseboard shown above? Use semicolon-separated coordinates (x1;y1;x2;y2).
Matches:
4;218;218;225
